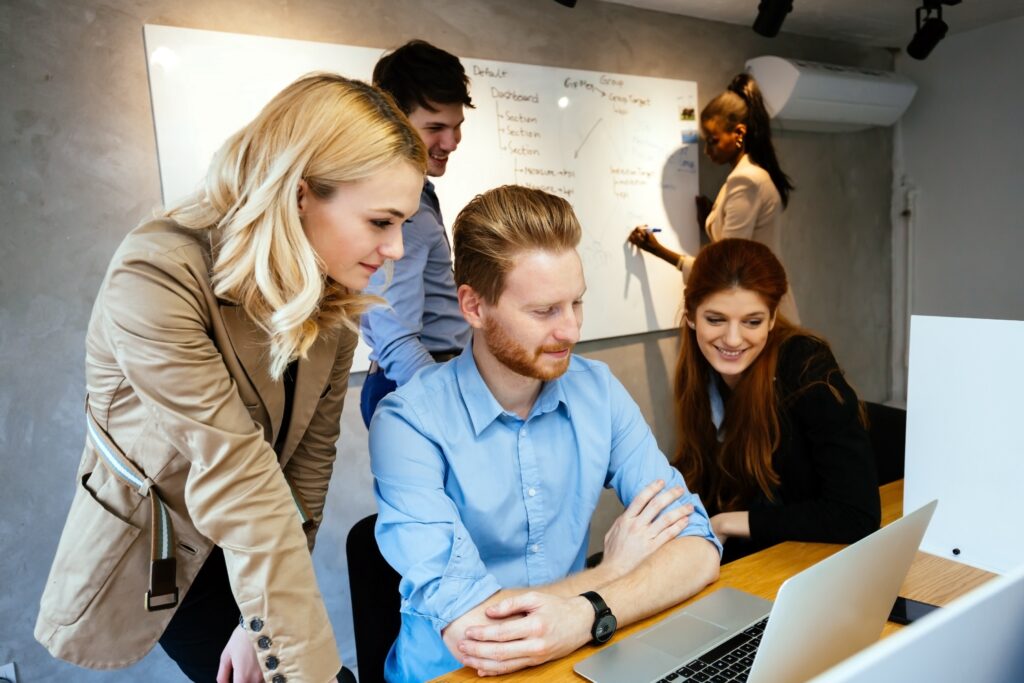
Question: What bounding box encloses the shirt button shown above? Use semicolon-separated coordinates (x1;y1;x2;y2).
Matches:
528;487;537;497
272;676;287;683
265;655;279;670
257;636;272;650
530;544;540;553
249;617;264;632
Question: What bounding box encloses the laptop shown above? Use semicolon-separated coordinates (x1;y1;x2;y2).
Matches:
808;557;1024;683
574;500;938;683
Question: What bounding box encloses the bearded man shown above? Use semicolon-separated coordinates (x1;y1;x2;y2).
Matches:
368;185;722;682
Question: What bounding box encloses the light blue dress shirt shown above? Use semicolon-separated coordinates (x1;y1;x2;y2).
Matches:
360;180;471;384
369;345;721;682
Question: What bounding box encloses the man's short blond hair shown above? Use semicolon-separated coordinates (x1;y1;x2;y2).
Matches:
452;185;582;303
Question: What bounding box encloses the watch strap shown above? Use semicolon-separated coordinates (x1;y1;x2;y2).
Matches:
580;590;610;616
580;590;616;644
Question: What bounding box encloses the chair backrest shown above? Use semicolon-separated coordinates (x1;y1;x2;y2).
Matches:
346;513;402;683
863;401;906;486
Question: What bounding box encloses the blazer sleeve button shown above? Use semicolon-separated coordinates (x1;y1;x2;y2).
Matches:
257;636;272;650
249;617;264;632
272;676;286;683
265;655;279;670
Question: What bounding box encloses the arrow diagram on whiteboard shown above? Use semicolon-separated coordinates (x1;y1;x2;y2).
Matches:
574;118;604;159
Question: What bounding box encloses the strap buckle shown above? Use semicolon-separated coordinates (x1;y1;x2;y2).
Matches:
145;587;180;611
145;557;179;612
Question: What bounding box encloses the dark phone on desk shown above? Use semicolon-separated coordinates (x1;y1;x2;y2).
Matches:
888;596;940;625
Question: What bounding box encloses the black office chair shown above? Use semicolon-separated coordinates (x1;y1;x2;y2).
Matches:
864;401;907;486
346;513;402;683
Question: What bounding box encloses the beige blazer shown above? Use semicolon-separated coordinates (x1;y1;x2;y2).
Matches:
683;155;799;323
35;219;357;683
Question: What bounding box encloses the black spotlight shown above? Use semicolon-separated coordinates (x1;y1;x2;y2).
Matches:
907;0;961;60
553;0;577;6
753;0;794;38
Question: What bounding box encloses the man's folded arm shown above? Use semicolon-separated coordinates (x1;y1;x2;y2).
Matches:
450;534;720;674
597;535;720;626
369;397;503;633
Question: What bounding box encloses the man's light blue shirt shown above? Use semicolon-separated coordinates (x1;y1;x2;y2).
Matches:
369;345;721;682
360;180;471;384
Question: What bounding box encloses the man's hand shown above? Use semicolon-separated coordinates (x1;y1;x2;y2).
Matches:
601;479;693;577
454;592;593;676
217;625;262;683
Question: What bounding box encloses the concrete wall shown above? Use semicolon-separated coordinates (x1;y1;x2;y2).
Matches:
0;0;894;679
895;17;1024;321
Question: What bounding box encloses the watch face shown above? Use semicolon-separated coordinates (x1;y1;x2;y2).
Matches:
594;613;618;643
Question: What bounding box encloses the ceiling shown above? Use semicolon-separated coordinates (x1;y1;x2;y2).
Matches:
602;0;1024;48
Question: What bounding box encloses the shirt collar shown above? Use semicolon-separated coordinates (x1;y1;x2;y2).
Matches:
455;341;570;435
455;344;506;436
707;372;726;442
422;179;441;216
533;368;569;419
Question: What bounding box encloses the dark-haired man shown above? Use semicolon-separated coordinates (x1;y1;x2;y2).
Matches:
360;40;474;426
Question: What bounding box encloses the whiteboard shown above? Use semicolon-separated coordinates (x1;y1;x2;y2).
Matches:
905;315;1024;574
144;25;700;369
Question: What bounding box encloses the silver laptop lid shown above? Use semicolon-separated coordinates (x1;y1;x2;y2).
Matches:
808;558;1024;683
747;499;937;683
574;501;936;683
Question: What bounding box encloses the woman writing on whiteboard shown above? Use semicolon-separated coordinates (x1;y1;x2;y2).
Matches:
628;73;800;322
34;74;426;683
674;238;879;562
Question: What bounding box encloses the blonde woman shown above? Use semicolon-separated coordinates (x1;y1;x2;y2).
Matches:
34;74;426;683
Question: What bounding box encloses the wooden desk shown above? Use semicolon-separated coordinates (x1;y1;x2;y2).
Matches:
432;481;995;682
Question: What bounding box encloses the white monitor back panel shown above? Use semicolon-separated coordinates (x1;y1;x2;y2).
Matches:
905;315;1024;574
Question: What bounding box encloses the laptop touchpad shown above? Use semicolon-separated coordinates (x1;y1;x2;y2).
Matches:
639;614;728;658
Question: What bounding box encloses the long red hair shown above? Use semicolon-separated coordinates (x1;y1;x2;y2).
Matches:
675;239;806;512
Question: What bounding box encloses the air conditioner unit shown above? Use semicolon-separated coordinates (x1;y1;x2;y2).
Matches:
744;56;917;133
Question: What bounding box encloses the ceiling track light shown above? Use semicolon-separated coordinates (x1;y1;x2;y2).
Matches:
907;0;961;60
553;0;578;7
753;0;794;38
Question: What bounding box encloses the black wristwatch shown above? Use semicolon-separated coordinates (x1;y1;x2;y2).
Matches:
580;590;617;644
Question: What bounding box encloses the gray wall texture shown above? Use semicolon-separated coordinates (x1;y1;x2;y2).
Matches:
0;0;894;680
896;17;1024;321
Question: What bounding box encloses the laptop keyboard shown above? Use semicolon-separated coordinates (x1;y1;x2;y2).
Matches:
655;617;768;683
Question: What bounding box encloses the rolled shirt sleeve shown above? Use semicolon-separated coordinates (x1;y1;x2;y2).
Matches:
603;372;723;555
370;393;503;631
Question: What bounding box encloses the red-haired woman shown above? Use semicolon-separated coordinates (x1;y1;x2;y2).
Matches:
674;238;879;562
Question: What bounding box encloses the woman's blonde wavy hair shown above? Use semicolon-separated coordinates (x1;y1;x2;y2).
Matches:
165;73;426;379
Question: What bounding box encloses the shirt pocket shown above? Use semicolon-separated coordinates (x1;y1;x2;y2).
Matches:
39;470;142;626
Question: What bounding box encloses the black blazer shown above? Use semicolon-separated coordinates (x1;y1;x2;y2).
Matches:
724;335;881;562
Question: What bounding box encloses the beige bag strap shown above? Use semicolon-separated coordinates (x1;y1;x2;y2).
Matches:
84;397;316;612
85;400;178;611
